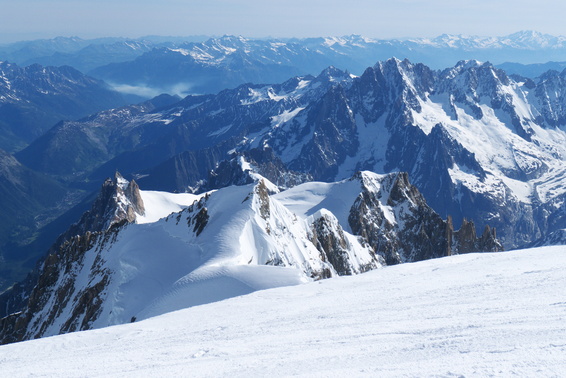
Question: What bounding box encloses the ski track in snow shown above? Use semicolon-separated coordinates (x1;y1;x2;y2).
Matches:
1;246;565;377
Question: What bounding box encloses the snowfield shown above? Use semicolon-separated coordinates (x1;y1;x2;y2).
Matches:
1;245;565;377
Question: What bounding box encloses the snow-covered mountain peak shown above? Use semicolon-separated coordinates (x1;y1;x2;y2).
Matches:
374;57;413;80
0;168;504;343
509;30;546;40
453;59;485;70
361;58;435;111
113;170;129;188
435;60;517;115
216;34;248;46
350;171;398;200
321;34;376;48
374;56;405;71
316;65;349;81
408;31;566;50
440;59;507;86
82;172;146;232
503;30;562;48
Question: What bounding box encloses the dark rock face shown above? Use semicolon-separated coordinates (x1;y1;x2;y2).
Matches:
450;218;503;254
533;70;566;128
255;180;271;221
286;85;359;181
0;225;120;344
186;196;210;237
137;145;229;193
309;212;380;276
527;228;566;247
63;172;144;235
348;172;502;265
198;147;312;194
0;173;144;344
0;170;504;345
123;179;145;216
198;154;254;191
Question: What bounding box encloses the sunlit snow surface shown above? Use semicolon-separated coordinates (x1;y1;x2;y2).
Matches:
2;246;565;377
136;190;201;224
410;87;566;205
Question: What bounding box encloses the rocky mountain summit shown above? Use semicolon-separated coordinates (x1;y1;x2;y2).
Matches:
0;172;146;342
16;59;566;250
238;59;565;248
0;169;500;344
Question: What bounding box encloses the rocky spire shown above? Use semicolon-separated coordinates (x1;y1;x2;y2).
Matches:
0;173;145;344
67;172;145;238
347;172;503;264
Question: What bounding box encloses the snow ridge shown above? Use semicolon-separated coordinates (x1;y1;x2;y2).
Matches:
1;245;564;377
0;170;501;343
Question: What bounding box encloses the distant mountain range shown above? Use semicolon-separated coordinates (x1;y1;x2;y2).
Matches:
0;36;208;73
84;31;566;96
0;33;565;346
15;59;566;251
1;55;565;295
4;31;566;98
496;61;566;78
0;61;130;152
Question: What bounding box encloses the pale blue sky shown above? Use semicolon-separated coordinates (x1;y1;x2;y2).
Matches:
1;0;565;43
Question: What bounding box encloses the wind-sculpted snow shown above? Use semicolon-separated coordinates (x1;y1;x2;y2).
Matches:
1;246;564;377
0;170;501;343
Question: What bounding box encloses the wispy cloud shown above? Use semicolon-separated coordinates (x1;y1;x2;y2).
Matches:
109;82;195;99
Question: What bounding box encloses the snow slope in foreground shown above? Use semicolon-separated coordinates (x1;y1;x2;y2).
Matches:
1;246;565;377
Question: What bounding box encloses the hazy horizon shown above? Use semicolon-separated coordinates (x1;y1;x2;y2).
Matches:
1;0;565;44
1;30;565;46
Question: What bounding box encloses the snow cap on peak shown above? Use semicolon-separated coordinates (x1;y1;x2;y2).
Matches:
236;156;280;193
251;173;280;195
378;56;411;66
454;59;486;70
215;35;248;47
316;65;349;81
350;170;398;195
229;154;280;193
351;170;389;183
505;30;554;44
373;57;418;77
113;171;129;189
441;60;504;83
